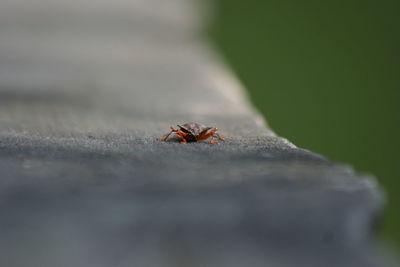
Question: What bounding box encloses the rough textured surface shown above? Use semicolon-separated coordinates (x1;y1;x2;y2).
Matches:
0;0;390;267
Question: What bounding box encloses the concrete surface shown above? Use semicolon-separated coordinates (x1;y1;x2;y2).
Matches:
0;0;391;266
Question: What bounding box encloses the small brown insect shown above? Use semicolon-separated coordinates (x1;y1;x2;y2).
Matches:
157;122;227;144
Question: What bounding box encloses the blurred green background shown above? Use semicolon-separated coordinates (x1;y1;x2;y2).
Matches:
209;0;400;248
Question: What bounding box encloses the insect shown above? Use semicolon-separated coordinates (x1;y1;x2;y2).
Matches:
157;122;227;144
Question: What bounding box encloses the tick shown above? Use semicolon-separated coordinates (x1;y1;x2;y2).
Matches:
157;122;227;144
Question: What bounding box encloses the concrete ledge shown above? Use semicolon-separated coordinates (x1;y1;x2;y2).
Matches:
0;0;391;266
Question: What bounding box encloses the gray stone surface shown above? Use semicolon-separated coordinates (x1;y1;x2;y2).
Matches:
0;0;390;267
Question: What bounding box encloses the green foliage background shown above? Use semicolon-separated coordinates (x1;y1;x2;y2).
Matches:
209;0;400;248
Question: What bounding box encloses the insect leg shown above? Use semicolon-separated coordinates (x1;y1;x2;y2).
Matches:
157;127;178;141
214;132;227;141
174;132;187;144
210;137;218;144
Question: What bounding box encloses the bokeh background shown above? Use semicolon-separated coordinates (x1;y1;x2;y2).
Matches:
209;0;400;249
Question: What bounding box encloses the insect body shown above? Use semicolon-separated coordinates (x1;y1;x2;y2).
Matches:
157;122;227;144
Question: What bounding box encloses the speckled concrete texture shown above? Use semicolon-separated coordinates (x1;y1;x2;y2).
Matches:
0;0;391;267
